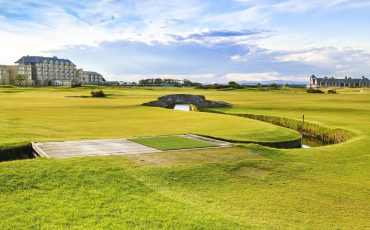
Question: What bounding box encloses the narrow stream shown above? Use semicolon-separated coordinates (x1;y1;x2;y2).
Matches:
173;108;334;149
301;135;327;148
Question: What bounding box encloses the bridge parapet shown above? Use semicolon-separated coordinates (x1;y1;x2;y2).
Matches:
142;94;232;108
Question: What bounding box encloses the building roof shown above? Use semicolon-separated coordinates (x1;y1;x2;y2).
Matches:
311;76;370;84
15;56;75;65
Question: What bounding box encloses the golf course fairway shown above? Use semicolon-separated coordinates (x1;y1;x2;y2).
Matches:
0;86;369;229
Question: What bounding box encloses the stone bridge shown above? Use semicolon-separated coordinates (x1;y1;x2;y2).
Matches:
142;94;232;109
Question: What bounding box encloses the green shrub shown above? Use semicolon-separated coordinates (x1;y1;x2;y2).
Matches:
195;83;244;90
269;83;279;89
327;89;338;94
228;81;243;89
71;83;82;88
91;90;106;98
307;88;324;94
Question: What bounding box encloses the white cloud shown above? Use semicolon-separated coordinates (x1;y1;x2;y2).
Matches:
237;0;370;13
0;0;208;64
275;49;333;64
225;72;308;82
275;47;370;75
225;72;280;81
230;55;245;62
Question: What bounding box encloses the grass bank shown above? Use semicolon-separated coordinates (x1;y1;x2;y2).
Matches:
205;110;353;145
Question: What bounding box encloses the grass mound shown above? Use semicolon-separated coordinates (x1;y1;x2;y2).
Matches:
130;136;216;150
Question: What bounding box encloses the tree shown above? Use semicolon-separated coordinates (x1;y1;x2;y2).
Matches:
228;81;242;89
183;79;202;87
269;83;279;89
183;79;192;87
154;78;162;85
15;74;27;86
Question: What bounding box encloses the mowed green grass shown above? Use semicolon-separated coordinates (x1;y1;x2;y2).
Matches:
0;86;299;147
131;136;216;150
0;86;370;229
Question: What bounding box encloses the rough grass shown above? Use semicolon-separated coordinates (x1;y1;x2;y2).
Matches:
0;86;370;229
130;136;216;150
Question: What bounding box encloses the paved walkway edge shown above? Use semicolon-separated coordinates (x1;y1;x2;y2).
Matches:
32;142;51;158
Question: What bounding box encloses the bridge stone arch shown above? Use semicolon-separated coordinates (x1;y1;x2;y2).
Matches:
142;94;232;109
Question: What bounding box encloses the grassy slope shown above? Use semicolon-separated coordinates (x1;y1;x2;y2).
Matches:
0;87;369;229
130;136;216;150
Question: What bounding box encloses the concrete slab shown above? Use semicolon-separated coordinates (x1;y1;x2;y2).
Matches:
33;139;161;159
32;135;233;159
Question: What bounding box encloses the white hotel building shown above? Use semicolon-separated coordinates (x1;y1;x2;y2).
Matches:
15;56;77;86
13;56;105;86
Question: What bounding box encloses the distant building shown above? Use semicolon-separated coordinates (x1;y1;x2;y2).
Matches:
77;69;105;85
310;75;370;88
0;65;17;85
15;56;77;86
0;65;10;85
0;55;106;87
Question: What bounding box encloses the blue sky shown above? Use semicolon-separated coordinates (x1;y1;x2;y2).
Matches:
1;0;370;83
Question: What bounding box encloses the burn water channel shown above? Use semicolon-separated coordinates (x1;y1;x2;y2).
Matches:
171;108;336;149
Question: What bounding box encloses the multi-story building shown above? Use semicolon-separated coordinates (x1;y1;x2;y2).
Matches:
77;69;106;85
0;56;106;86
15;56;77;86
0;65;10;85
310;75;370;88
0;65;17;85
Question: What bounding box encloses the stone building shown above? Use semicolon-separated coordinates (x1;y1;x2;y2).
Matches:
310;75;370;88
0;56;106;86
0;65;10;85
0;65;17;85
76;69;105;85
15;56;77;86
